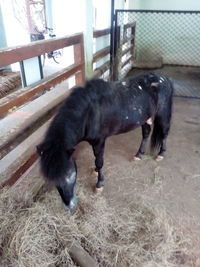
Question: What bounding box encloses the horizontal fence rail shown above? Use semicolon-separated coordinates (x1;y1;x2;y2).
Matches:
0;33;85;117
112;20;136;80
0;33;84;67
93;28;111;79
0;63;83;117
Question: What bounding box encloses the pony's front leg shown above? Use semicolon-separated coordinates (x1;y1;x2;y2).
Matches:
134;123;151;160
92;139;105;192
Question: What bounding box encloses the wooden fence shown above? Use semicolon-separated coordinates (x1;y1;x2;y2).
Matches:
0;25;135;187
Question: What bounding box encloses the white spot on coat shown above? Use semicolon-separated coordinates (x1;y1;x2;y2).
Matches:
151;82;159;87
122;81;126;86
65;171;76;184
146;117;153;125
126;116;129;119
138;85;142;90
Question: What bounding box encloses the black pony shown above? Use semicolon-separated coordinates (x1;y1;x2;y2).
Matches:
37;72;173;210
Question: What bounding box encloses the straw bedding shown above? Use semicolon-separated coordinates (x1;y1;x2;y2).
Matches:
0;71;21;98
0;175;194;267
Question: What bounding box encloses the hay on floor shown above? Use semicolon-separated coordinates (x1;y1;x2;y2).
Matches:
0;177;195;267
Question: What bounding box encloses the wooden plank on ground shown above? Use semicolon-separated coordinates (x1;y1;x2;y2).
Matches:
69;241;97;267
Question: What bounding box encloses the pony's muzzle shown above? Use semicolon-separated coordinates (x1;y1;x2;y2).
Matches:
64;196;78;211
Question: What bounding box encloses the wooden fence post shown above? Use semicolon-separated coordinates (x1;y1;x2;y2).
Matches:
113;25;121;81
131;24;136;60
74;35;85;85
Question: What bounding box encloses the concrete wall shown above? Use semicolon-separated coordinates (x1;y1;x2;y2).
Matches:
0;5;8;70
1;0;30;71
1;0;30;47
0;6;7;49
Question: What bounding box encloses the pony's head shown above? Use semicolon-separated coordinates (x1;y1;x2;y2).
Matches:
37;143;78;210
56;156;78;211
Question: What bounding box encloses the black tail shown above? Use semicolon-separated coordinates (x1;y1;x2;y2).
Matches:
150;75;173;153
150;117;164;153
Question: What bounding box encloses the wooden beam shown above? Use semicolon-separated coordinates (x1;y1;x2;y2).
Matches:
121;55;134;69
93;60;110;78
93;28;110;38
1;153;39;187
0;120;49;185
123;35;135;45
69;241;96;267
0;33;83;67
122;45;134;56
124;22;136;30
74;41;85;84
93;46;110;63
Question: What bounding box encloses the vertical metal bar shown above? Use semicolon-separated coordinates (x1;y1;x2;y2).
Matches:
19;61;27;87
38;56;44;79
113;10;119;81
131;24;136;65
110;0;115;80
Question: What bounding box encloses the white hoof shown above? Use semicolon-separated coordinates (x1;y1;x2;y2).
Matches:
146;117;153;125
156;155;164;162
94;187;104;193
91;169;98;177
133;156;141;161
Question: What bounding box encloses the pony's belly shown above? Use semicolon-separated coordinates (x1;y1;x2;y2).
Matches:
114;122;139;135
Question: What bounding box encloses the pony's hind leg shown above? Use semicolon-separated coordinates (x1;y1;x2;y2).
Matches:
91;139;105;193
151;116;171;161
156;124;170;161
134;123;151;160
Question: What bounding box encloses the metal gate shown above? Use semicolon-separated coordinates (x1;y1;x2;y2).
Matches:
112;10;200;98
